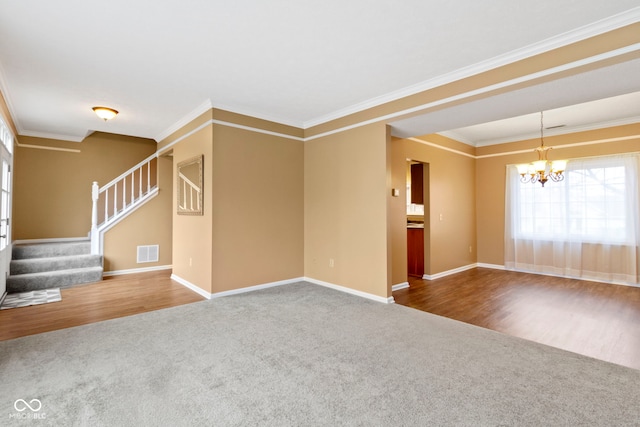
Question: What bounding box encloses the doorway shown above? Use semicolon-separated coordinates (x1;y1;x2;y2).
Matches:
406;160;429;278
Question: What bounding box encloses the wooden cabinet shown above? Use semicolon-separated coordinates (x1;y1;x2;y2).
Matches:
410;163;423;204
407;228;424;277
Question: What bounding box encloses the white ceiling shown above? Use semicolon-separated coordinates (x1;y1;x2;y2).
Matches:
0;1;639;143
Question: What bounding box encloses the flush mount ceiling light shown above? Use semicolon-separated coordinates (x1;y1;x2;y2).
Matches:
92;106;118;121
516;111;567;187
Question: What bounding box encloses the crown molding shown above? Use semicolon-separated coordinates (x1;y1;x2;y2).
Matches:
0;60;22;135
211;102;304;130
437;131;476;147
154;98;213;143
18;130;84;142
472;116;640;147
155;99;304;144
303;7;640;129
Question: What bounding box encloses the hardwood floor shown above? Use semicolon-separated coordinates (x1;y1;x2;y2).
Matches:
3;267;639;371
393;268;640;370
0;270;204;341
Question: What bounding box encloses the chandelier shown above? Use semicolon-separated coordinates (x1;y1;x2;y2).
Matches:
516;111;566;187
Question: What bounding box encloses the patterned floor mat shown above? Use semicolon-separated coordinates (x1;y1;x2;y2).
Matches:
1;288;61;310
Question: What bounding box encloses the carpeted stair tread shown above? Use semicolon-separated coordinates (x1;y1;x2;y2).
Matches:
9;240;103;292
10;254;102;275
12;240;91;260
7;266;103;293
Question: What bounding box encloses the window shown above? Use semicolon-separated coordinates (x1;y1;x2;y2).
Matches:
0;116;12;154
505;153;639;285
516;156;633;245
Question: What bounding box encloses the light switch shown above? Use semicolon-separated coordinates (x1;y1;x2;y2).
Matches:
392;188;400;197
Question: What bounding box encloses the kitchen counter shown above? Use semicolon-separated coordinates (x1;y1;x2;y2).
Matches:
407;223;424;228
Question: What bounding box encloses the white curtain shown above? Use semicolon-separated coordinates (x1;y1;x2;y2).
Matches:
505;153;640;285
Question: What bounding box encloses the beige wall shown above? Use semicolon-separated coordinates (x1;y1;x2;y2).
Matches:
171;124;214;293
390;135;477;285
168;109;304;295
476;123;640;266
102;154;173;272
13;132;157;240
210;123;304;293
304;122;390;298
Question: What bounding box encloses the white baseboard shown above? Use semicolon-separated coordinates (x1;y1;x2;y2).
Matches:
209;277;305;299
103;265;172;277
171;274;394;304
423;263;477;280
304;277;395;304
392;282;410;291
477;263;505;270
170;274;213;299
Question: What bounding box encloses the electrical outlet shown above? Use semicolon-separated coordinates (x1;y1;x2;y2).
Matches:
469;246;473;253
329;258;335;268
189;257;192;267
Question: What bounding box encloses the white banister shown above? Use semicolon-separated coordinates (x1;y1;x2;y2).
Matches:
90;153;158;255
90;181;99;254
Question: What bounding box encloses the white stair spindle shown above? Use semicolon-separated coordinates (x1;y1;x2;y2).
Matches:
104;187;109;221
139;166;143;197
131;171;135;203
114;183;117;217
147;161;151;193
122;176;126;208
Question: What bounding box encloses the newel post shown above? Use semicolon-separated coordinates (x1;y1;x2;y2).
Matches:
90;181;99;254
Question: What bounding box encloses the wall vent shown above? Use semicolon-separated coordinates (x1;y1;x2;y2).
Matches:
137;245;159;263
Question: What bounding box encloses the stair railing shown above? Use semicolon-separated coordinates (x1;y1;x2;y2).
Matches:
90;153;159;254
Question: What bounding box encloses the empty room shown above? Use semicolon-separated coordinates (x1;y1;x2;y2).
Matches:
1;1;639;425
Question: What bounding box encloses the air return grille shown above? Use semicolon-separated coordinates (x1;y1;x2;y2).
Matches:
137;245;159;263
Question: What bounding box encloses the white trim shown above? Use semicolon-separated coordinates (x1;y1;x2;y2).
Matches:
0;61;23;135
305;43;640;142
170;274;213;299
477;263;505;270
159;120;212;153
472;116;640;147
159;118;304;153
303;7;640;129
17;130;84;142
97;188;159;254
475;134;640;159
158;33;640;149
407;134;640;160
12;237;89;245
408;137;476;159
505;266;640;288
304;277;394;304
100;153;157;191
211;119;304;141
15;142;81;153
103;265;172;277
0;291;7;307
423;264;477;280
211;102;304;129
155;99;213;143
209;277;305;299
392;282;410;292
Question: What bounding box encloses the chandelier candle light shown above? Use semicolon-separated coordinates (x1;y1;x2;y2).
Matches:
516;111;567;187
